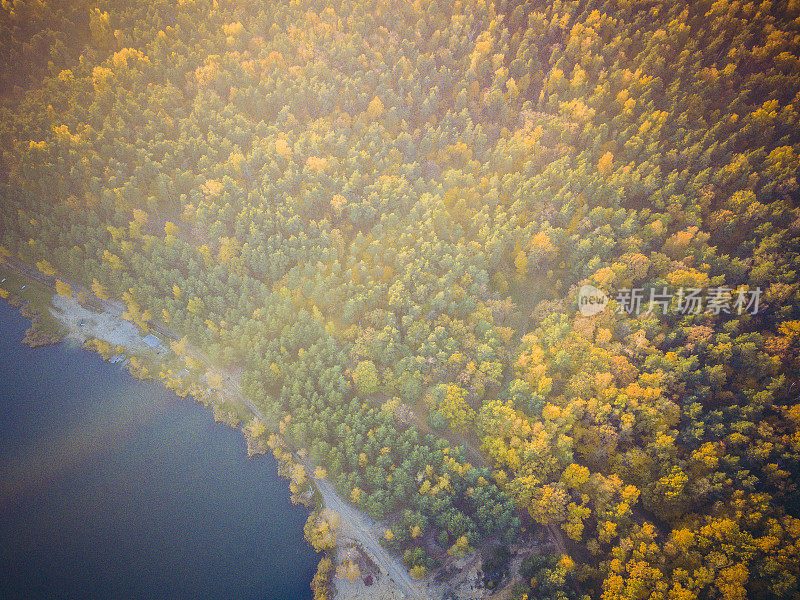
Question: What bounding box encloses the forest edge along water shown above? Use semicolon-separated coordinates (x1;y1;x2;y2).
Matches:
0;295;318;599
0;259;433;600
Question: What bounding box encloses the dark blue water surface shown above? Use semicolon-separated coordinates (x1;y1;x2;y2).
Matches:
0;300;316;600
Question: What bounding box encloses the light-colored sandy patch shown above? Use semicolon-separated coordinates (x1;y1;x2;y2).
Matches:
438;553;490;600
332;545;443;600
50;294;149;352
334;570;405;600
307;470;433;600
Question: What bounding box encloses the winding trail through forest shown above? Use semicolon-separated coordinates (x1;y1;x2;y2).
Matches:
190;349;434;600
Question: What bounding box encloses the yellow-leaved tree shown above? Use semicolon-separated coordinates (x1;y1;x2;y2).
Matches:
55;279;73;297
91;279;108;300
304;509;339;551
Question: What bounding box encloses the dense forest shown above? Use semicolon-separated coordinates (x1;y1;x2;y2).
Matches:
1;0;799;598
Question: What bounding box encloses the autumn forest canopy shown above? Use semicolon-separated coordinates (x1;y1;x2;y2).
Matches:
1;0;800;598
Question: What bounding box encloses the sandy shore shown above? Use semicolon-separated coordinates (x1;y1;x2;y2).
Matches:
50;295;151;352
335;574;405;600
333;546;416;600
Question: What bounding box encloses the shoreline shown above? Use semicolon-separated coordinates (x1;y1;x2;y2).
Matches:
0;296;319;599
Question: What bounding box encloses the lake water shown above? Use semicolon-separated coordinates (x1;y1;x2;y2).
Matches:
0;300;317;599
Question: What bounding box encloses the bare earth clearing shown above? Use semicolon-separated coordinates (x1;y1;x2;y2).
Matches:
50;294;149;351
312;471;435;600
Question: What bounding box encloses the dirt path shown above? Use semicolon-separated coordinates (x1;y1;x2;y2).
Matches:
187;351;436;600
310;472;434;600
